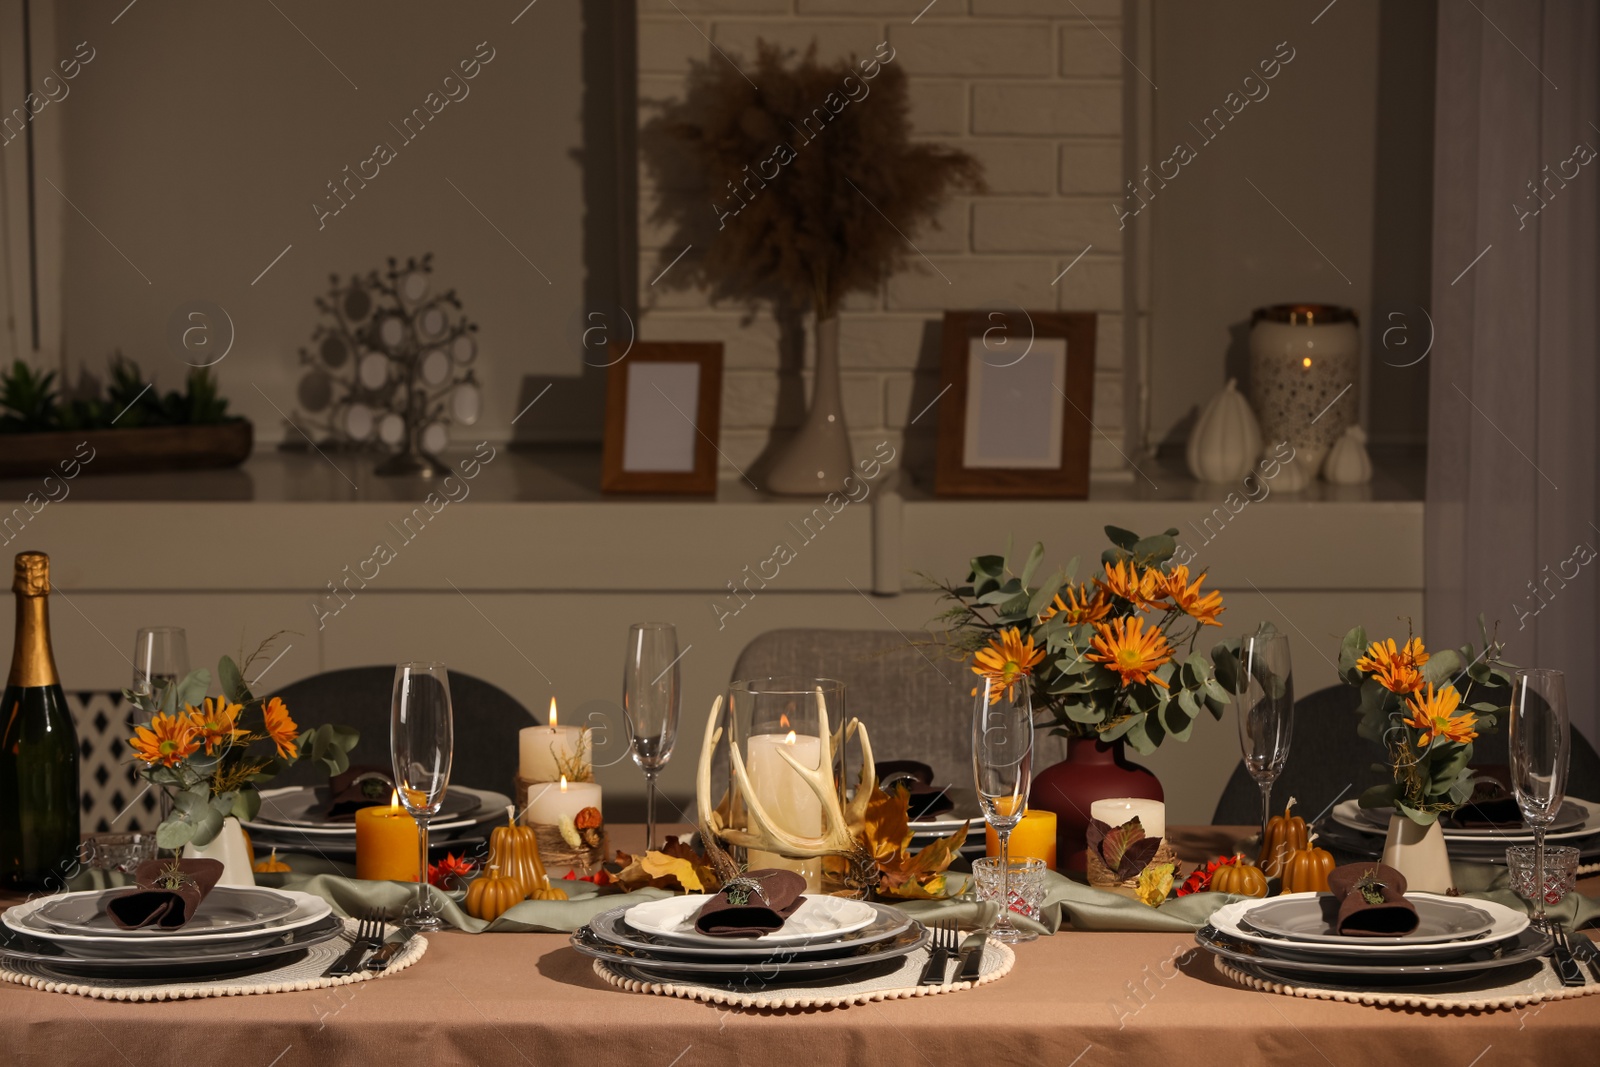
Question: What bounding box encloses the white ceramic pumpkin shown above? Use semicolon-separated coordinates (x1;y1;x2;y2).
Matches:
1322;425;1373;485
1186;379;1262;483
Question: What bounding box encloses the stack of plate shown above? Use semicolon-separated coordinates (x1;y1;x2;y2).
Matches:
1326;798;1600;864
242;784;514;859
0;887;341;981
1198;891;1550;988
572;894;929;988
908;786;986;861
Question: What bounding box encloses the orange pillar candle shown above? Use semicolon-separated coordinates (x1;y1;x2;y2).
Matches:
986;808;1058;871
355;792;420;881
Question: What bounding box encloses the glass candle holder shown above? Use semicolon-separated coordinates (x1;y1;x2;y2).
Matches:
79;832;158;875
972;856;1047;942
1506;844;1579;908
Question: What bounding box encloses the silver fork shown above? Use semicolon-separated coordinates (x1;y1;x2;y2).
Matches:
324;910;386;977
917;920;958;986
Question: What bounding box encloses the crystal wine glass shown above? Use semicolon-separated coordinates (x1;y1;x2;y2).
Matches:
132;627;189;705
1234;631;1293;871
623;623;681;851
972;675;1034;943
1508;668;1569;928
391;661;454;931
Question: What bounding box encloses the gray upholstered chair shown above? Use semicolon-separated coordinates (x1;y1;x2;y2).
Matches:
728;628;1068;789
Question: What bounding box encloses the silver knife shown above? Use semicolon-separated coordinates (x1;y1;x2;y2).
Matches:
956;934;987;981
364;929;418;971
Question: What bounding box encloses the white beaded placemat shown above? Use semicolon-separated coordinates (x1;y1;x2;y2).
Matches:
1214;955;1600;1013
594;939;1014;1011
0;918;428;1002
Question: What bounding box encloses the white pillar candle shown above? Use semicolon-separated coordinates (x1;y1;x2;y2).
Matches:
523;775;603;827
745;731;823;888
1090;797;1165;841
519;698;589;782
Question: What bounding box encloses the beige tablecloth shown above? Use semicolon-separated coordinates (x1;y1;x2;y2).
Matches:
2;826;1595;1066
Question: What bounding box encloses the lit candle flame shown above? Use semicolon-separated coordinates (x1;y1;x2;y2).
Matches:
784;730;797;745
389;789;401;811
549;696;559;728
1301;356;1313;369
559;775;569;793
779;713;791;729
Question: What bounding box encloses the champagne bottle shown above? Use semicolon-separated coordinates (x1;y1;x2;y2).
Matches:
0;552;80;889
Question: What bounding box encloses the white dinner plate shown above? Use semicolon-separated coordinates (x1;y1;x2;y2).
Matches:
3;890;332;959
242;785;511;837
1209;893;1529;959
1242;893;1494;944
624;894;878;947
33;885;298;937
1331;798;1597;843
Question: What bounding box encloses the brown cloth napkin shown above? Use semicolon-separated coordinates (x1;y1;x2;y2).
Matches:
1325;862;1420;937
692;869;807;938
323;765;396;820
105;858;224;930
1448;771;1523;828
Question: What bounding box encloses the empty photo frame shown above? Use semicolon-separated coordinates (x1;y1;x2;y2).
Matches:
602;342;724;494
934;312;1096;497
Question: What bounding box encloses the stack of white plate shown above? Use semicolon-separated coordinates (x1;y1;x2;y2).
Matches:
1198;891;1549;987
242;784;514;859
0;887;341;981
571;894;929;987
1329;798;1600;863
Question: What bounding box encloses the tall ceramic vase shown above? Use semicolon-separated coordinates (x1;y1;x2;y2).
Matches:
1380;814;1453;893
1030;738;1163;875
765;316;854;495
183;815;257;887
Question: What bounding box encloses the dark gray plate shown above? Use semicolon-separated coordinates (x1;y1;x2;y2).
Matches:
1242;894;1495;944
0;915;345;980
588;901;913;960
34;885;299;937
256;784;482;828
1197;925;1552;984
571;921;928;975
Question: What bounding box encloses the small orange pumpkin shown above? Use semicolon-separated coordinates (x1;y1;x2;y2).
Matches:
1279;835;1336;894
1261;797;1309;878
488;807;567;901
464;864;524;922
252;848;291;874
1210;855;1269;898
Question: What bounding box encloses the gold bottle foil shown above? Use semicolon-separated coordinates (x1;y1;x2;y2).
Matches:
8;552;60;687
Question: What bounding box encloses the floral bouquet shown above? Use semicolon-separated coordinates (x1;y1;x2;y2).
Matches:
125;636;358;849
930;526;1235;754
1338;622;1513;824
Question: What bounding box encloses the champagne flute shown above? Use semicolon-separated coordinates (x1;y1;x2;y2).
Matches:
623;623;681;851
391;661;454;931
1508;668;1569;928
972;675;1033;943
1234;631;1293;871
132;627;189;706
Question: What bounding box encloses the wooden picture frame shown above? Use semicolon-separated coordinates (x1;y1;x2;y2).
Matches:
933;311;1096;498
601;342;724;494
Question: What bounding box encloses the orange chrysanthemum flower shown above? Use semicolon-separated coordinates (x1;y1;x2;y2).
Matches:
1087;615;1174;689
970;627;1046;704
1162;565;1225;627
1040;583;1112;627
1357;637;1430;695
1404;683;1476;746
1096;560;1167;610
186;696;248;756
129;712;201;768
262;696;300;760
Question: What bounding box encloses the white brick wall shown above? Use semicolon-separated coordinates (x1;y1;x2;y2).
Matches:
637;0;1128;481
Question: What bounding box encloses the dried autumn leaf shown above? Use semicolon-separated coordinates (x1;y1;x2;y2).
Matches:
639;851;704;892
863;784;915;864
875;821;969;900
1135;863;1175;907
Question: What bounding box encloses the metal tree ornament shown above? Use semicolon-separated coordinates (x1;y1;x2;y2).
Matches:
295;254;481;476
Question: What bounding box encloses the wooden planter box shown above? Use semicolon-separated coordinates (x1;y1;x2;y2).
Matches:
0;421;253;478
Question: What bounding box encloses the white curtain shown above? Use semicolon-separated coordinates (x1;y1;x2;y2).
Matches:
1428;0;1599;742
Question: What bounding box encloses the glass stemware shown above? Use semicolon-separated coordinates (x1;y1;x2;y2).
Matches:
623;623;681;851
391;661;454;931
132;627;189;705
1234;631;1293;870
972;675;1034;944
1508;668;1569;928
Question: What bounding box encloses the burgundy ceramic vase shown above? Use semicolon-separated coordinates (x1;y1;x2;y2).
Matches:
1030;737;1163;874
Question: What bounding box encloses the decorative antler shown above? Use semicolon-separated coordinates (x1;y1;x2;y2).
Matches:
696;688;879;893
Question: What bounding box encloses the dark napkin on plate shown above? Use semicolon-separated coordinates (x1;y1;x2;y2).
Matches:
105;858;224;930
1325;862;1419;937
1448;770;1523;829
692;869;807;938
876;760;955;819
323;765;397;820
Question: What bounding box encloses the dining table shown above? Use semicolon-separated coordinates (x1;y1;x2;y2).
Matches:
2;823;1595;1067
